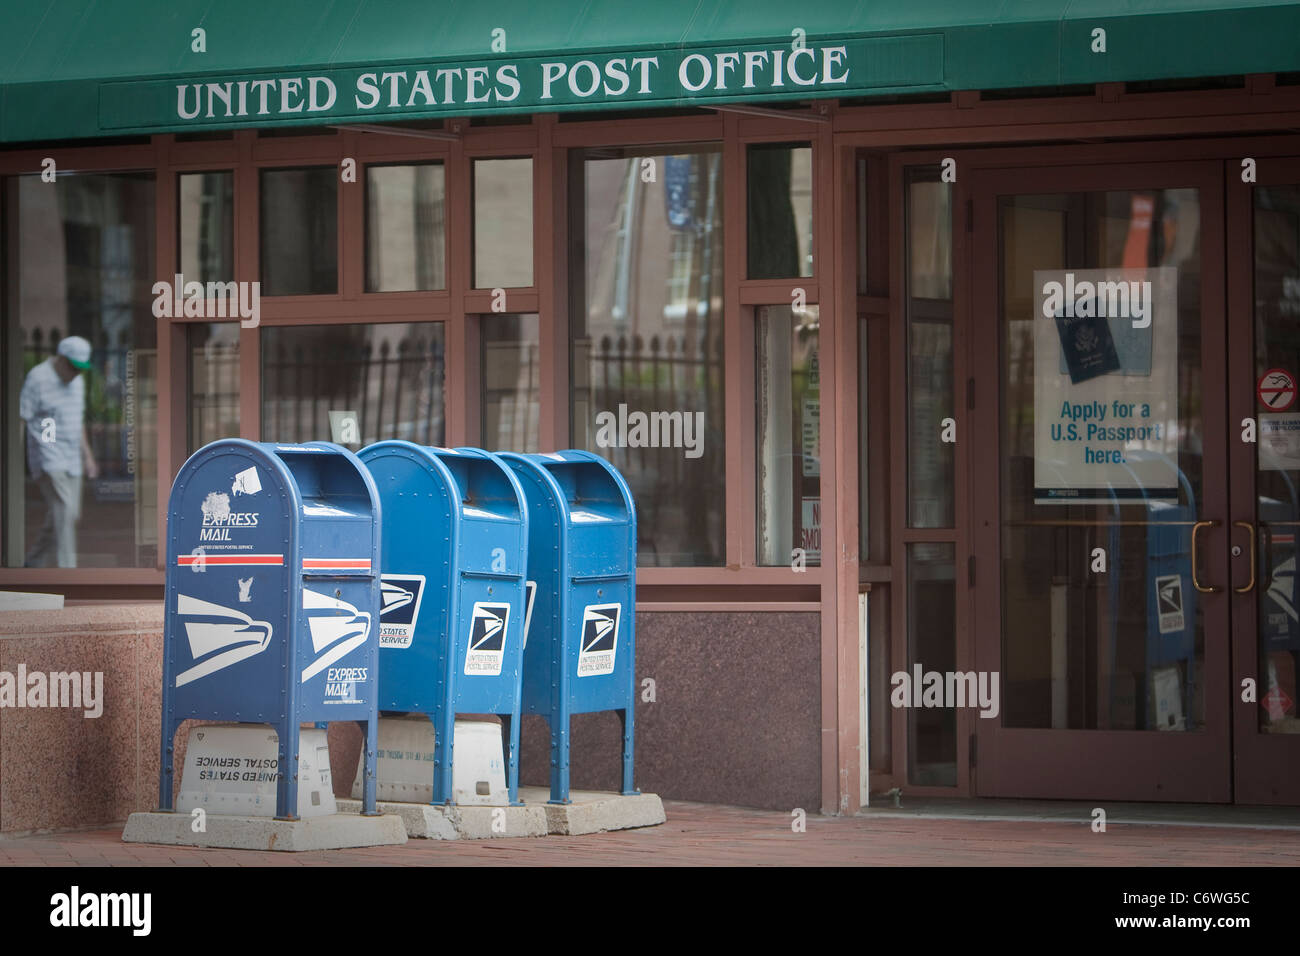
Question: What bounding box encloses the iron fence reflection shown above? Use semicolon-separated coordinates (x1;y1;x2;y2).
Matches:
261;330;446;446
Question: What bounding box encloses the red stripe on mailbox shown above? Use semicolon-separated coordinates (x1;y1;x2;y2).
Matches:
303;558;372;570
176;554;285;566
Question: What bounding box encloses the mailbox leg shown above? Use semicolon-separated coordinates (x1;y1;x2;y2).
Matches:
618;707;638;796
432;711;455;805
548;713;571;805
276;721;300;821
158;717;179;812
360;718;379;815
502;711;522;806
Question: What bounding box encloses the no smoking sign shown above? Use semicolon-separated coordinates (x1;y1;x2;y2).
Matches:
1258;368;1297;411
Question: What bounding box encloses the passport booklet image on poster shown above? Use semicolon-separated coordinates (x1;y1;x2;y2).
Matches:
1033;267;1179;505
1053;309;1121;384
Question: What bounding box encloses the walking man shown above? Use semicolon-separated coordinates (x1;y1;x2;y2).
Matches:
20;335;99;568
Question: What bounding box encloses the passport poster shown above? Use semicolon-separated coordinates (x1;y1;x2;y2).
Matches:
1033;267;1179;505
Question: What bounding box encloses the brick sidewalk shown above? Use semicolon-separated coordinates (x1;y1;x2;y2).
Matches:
3;800;1298;866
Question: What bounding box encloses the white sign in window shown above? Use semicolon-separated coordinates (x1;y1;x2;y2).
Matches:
1033;266;1179;504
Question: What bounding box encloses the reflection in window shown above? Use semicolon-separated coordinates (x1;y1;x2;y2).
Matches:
473;158;533;289
261;323;444;448
747;143;813;279
908;543;956;785
188;324;240;455
1254;184;1300;735
260;167;337;296
756;305;820;565
907;168;954;528
481;313;539;453
366;163;446;292
179;172;233;283
570;146;725;566
3;173;158;568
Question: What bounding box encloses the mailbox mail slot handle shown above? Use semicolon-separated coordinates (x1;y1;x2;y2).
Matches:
460;570;526;581
571;574;632;583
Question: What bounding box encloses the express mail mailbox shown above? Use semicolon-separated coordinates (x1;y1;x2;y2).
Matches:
359;442;530;805
160;439;382;820
497;451;637;804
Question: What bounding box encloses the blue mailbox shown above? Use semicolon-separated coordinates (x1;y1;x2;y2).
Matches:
358;442;530;805
160;439;381;820
497;450;637;804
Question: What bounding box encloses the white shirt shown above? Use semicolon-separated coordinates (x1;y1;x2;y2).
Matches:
19;357;85;478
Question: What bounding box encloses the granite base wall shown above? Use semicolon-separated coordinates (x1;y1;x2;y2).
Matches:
0;605;164;835
327;612;822;812
0;604;821;832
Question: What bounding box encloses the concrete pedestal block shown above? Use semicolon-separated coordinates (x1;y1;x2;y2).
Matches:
121;810;406;851
520;787;666;835
334;788;665;838
336;797;548;839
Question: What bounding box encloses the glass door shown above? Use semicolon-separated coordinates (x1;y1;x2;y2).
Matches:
971;161;1231;801
1229;158;1300;804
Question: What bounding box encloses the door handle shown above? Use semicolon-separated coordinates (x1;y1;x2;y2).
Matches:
1233;520;1256;593
1192;520;1222;593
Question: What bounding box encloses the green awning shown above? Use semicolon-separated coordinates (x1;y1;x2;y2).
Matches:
3;0;1299;143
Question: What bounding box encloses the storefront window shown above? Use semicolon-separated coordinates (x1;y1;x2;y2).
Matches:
188;324;240;455
366;163;446;292
756;304;820;565
480;313;539;453
2;172;158;569
747;143;813;279
261;323;444;448
857;156;869;294
473;158;533;289
570;145;725;566
178;172;233;283
906;167;954;528
908;542;957;785
260;167;337;296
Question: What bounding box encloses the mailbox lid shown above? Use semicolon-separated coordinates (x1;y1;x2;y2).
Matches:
274;441;379;576
444;448;528;575
524;451;635;578
524;450;636;525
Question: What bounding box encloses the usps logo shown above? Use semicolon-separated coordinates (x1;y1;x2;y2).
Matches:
379;574;426;649
174;594;274;688
1155;574;1185;634
578;603;620;677
301;588;371;683
465;602;510;676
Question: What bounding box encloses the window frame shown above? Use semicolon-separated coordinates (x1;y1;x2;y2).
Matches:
0;114;835;595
